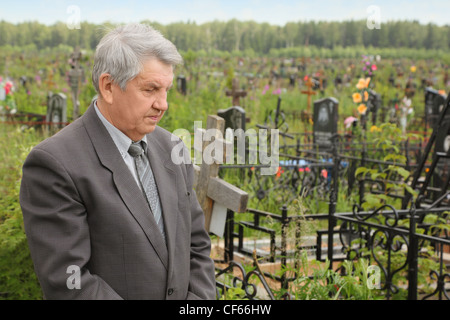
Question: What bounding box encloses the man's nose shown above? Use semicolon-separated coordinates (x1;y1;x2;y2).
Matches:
153;91;169;111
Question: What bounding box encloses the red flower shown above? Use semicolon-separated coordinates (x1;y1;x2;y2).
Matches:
4;81;13;95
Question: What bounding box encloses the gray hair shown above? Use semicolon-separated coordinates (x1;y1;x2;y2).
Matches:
92;23;183;93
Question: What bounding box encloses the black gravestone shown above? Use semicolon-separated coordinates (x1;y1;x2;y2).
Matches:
368;90;382;123
425;87;446;129
177;75;187;95
313;97;339;150
431;102;450;202
217;106;246;132
46;92;67;129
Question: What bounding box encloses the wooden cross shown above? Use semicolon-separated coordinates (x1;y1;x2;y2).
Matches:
226;78;247;107
301;77;317;115
193;115;249;236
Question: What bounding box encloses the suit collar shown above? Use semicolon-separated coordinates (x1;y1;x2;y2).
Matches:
145;129;179;271
82;103;172;269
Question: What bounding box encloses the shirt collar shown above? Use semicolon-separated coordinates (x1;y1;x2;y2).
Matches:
94;100;148;158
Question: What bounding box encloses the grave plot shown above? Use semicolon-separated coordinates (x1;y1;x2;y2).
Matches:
208;69;450;300
1;47;83;131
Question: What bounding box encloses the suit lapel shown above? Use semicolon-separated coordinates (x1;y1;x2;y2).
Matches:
82;104;169;269
146;131;179;271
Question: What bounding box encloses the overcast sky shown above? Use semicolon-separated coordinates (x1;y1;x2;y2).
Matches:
0;0;448;26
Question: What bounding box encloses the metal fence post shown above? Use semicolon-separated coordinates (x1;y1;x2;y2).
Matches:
328;135;340;269
407;204;418;300
281;205;289;289
224;209;235;262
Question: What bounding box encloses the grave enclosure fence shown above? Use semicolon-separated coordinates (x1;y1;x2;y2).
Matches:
212;126;450;300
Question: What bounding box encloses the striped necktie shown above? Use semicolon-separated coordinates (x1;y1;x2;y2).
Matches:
128;141;166;241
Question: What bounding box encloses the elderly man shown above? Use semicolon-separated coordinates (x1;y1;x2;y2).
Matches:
19;24;216;300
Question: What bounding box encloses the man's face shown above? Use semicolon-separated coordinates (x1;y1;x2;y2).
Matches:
108;58;174;141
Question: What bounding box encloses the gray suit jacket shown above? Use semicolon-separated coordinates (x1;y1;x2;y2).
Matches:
19;103;216;300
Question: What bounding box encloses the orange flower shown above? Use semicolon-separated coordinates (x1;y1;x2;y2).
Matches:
370;125;381;133
352;92;362;103
438;90;446;96
356;78;366;90
276;166;282;178
356;77;371;90
357;104;367;115
364;91;369;101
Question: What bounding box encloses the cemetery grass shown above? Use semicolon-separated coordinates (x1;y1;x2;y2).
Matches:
0;124;46;300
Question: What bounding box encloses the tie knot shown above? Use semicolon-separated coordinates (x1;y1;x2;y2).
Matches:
128;142;144;157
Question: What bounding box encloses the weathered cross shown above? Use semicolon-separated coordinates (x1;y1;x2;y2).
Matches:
301;77;317;115
193;115;248;236
68;46;83;120
226;78;247;107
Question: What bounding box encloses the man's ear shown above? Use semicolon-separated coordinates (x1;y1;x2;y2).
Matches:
98;73;114;104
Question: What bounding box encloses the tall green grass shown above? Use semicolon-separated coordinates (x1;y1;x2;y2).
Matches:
0;124;46;299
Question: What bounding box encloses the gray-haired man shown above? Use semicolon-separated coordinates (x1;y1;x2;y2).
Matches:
20;24;216;300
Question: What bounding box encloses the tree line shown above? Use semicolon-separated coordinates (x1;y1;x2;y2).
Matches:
0;19;449;54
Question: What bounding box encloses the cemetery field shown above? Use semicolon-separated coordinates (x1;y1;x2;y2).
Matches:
1;46;450;300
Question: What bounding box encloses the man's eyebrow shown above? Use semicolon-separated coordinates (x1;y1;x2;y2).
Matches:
142;82;160;88
142;82;173;90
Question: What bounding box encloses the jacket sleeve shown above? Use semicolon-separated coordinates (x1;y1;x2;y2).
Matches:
20;147;123;300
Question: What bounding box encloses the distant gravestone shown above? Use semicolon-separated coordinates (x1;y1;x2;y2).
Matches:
19;76;27;90
46;92;67;129
313;97;339;150
289;74;296;87
177;75;187;95
217;106;246;132
425;87;446;129
368;90;382;123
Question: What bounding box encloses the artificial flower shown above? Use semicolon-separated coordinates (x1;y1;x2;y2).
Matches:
356;77;371;90
344;116;357;129
356;78;366;90
352;92;362;103
357;104;367;115
364;91;369;101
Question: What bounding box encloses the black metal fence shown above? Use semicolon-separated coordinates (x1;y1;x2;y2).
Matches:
214;126;450;300
215;201;450;300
